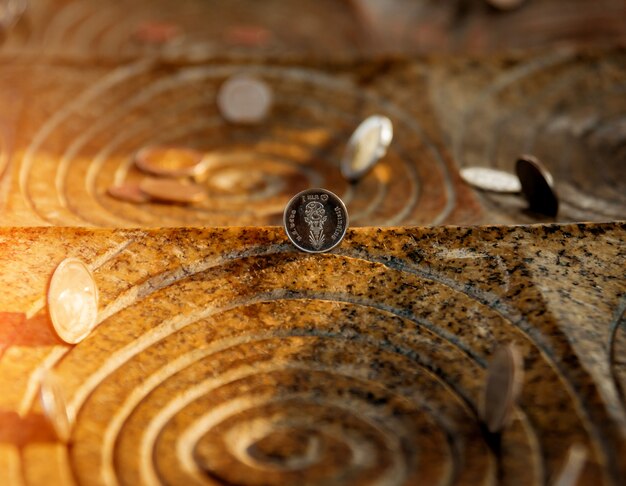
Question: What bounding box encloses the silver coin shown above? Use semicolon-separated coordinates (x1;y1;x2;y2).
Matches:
341;115;393;182
283;188;349;253
460;166;522;193
217;74;273;124
515;155;559;217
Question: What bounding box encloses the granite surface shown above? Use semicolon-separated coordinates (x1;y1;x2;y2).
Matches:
0;224;624;485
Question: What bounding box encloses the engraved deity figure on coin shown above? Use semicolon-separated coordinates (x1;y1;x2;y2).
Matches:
284;189;348;253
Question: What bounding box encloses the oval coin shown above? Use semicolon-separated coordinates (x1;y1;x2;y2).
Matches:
341;115;393;182
39;370;71;442
283;188;349;253
107;183;151;203
48;258;99;344
460;166;521;193
217;74;273;124
134;146;209;178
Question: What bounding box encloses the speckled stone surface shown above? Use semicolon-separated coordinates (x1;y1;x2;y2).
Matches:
0;223;624;485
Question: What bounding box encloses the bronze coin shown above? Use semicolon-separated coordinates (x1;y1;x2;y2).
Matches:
139;177;207;204
107;183;151;203
283;188;349;253
134;146;209;178
516;155;559;217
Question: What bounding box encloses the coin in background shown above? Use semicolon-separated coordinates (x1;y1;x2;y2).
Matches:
134;146;209;178
107;183;151;203
550;443;588;486
48;258;99;345
139;177;207;204
217;74;273;124
482;343;524;433
39;370;71;443
284;188;349;253
486;0;527;11
132;20;181;45
460;166;521;193
341;115;393;182
516;155;559;217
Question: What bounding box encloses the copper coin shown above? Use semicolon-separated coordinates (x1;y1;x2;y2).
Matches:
217;75;273;124
139;177;207;204
516;155;559;217
39;370;71;443
107;183;151;203
460;167;521;193
482;343;524;433
134;146;209;178
132;20;180;45
48;258;99;345
283;188;349;253
341;115;393;182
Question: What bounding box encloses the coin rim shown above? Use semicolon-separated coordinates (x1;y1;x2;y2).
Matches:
39;370;71;442
134;145;209;178
48;257;99;345
515;154;559;216
341;115;394;182
283;188;349;254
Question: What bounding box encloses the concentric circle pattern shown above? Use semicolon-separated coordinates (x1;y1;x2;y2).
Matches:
0;224;624;485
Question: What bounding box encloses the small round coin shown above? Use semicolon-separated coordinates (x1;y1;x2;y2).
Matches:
48;258;99;345
217;74;273;124
482;343;524;433
460;166;522;193
134;146;209;178
341;115;393;182
139;177;207;204
283;188;349;253
39;370;71;442
515;155;559;217
107;183;151;203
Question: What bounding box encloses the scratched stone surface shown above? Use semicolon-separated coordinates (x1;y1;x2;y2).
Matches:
0;224;624;485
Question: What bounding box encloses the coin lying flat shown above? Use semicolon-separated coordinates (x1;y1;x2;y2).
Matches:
460;167;522;193
283;188;349;253
134;146;209;178
48;258;99;344
482;343;524;433
132;20;181;45
39;370;71;442
107;183;151;203
217;74;273;124
551;443;588;486
516;155;559;217
139;177;207;204
341;115;393;182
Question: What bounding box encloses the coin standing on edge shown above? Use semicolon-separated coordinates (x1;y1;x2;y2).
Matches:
283;188;349;253
482;343;524;433
139;177;207;204
48;258;99;345
134;145;210;178
460;166;522;193
341;115;393;182
39;370;71;443
217;74;273;124
516;155;559;217
550;443;588;486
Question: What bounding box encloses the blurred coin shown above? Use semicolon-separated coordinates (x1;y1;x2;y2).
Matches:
107;183;150;203
341;115;393;182
217;74;273;124
516;155;559;217
132;20;180;45
460;167;521;193
39;370;71;443
551;444;588;486
48;258;99;345
486;0;527;11
0;0;27;31
135;146;209;178
139;177;207;204
482;343;524;433
284;188;348;253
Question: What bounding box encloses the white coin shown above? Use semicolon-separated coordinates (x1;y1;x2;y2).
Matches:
217;74;273;124
460;166;522;193
341;115;393;182
39;370;71;442
48;258;99;344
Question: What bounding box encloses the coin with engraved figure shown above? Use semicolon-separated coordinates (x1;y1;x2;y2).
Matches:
283;188;349;253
